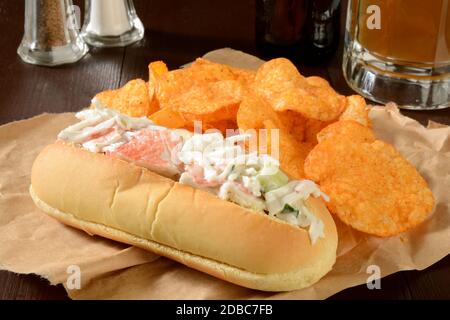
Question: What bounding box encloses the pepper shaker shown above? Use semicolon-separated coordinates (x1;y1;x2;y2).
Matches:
81;0;144;47
17;0;89;66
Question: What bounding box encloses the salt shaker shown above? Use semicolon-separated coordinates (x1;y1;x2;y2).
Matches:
81;0;144;47
17;0;89;66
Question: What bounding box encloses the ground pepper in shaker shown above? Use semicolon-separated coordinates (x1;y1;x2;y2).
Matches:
17;0;89;66
81;0;144;47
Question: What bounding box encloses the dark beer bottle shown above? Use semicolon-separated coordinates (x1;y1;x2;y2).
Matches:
255;0;341;63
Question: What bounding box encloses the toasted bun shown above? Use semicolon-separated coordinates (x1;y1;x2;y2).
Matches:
30;143;338;291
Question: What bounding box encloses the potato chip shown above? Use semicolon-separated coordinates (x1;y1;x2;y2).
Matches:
148;61;169;113
149;61;169;79
232;68;256;86
203;119;238;134
305;76;331;88
191;58;255;86
304;138;435;236
304;118;333;144
237;95;279;150
93;79;154;117
155;60;253;122
339;95;371;127
316;120;376;144
150;106;237;134
279;141;313;179
237;93;281;131
149;107;187;129
237;94;309;179
94;89;117;109
190;58;237;81
277;110;306;143
156;69;192;109
157;59;254;108
171;80;245;122
254;58;346;121
263;119;313;179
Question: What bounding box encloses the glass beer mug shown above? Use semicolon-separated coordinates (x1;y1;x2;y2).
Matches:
343;0;450;109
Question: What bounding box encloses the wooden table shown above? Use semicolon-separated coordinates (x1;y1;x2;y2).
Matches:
0;0;449;300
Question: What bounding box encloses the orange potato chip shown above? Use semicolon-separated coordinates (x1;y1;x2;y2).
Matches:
94;89;117;109
203;119;238;134
171;80;245;122
175;80;243;114
304;138;435;236
149;61;169;79
276;110;306;143
289;113;306;142
189;58;238;81
237;94;309;179
155;60;253;120
278;140;313;180
254;58;346;121
317;120;376;144
150;107;238;134
305;76;331;87
238;103;305;143
232;68;256;86
149;107;187;129
191;58;255;86
156;69;195;109
93;79;154;117
339;95;371;127
237;95;281;151
304;118;333;144
237;93;279;131
148;61;169;113
263;119;313;179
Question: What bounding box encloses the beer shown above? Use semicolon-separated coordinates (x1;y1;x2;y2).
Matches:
354;0;450;69
343;0;450;109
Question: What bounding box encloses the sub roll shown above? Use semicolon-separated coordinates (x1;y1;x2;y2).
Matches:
30;107;338;291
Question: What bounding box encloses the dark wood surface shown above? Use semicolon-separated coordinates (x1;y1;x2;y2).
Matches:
0;0;449;300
